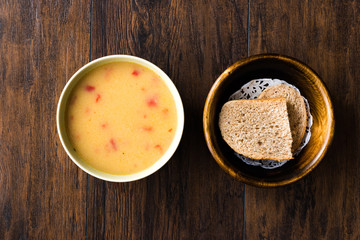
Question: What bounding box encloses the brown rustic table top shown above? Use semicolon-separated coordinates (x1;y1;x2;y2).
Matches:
1;1;359;239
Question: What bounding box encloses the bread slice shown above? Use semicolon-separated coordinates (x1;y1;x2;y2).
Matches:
219;98;293;161
258;84;307;153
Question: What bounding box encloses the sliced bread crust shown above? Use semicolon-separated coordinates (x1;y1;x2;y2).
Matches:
219;98;293;161
258;84;307;153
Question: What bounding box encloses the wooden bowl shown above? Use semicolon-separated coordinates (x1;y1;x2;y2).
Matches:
203;54;334;187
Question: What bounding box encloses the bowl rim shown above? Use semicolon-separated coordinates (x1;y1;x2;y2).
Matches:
203;53;335;187
57;55;184;182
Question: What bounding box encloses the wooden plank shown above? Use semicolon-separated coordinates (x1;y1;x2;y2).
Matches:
0;0;90;239
246;1;360;239
89;1;248;239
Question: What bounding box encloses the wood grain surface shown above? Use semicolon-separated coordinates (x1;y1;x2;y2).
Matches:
0;0;90;239
246;0;360;239
1;0;360;239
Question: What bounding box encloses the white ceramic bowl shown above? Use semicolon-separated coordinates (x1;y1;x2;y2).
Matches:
57;55;184;182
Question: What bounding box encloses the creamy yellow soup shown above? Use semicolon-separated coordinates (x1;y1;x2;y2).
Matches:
66;62;177;175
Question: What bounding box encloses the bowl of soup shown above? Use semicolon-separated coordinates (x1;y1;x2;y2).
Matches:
57;55;184;182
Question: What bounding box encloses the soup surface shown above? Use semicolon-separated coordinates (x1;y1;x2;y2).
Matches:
66;62;177;175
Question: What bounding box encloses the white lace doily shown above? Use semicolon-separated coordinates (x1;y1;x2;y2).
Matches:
228;78;313;169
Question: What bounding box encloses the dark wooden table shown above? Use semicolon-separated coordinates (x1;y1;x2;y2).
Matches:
1;1;359;239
